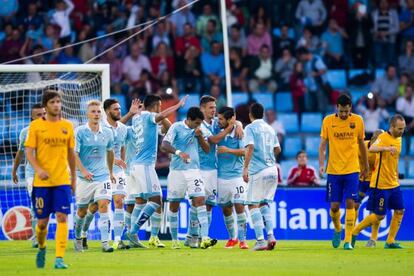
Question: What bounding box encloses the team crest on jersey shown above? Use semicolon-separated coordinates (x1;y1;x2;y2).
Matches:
101;189;107;195
234;194;240;199
61;127;68;134
349;122;355;129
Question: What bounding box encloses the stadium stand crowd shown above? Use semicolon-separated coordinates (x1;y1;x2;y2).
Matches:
1;0;414;183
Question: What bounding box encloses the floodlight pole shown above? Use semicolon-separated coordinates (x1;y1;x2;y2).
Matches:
220;0;233;107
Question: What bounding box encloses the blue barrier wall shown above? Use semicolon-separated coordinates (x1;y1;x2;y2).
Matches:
1;187;413;241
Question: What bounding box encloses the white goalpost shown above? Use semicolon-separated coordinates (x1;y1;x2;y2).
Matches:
0;64;110;240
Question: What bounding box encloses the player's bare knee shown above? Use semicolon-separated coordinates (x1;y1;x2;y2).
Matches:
169;202;179;212
330;203;340;212
37;219;48;229
206;204;213;211
136;197;146;204
192;197;205;207
88;203;98;213
98;200;110;213
114;197;123;208
395;209;405;215
77;207;87;218
345;199;355;209
222;206;233;217
126;204;134;213
55;213;67;223
248;204;259;210
234;204;244;214
149;195;161;205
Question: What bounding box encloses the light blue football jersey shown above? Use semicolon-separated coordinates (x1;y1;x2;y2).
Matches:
243;119;280;175
217;128;244;180
131;111;158;165
18;126;35;179
124;126;136;176
199;118;220;170
163;120;208;170
75;124;114;182
104;120;127;174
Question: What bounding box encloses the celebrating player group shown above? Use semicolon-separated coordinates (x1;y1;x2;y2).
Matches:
15;89;407;270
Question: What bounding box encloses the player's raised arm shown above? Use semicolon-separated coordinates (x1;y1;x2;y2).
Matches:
154;95;188;123
120;99;142;124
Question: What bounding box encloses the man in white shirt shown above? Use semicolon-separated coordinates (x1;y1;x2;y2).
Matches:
52;0;74;42
396;85;414;133
248;45;277;93
122;42;152;85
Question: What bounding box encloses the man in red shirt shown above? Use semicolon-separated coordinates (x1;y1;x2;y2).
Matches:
287;150;320;187
174;23;201;57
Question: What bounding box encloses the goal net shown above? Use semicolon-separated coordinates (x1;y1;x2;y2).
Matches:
0;64;109;241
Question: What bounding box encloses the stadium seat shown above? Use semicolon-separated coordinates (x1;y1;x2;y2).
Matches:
401;137;407;157
111;94;127;111
283;136;302;158
409;137;414;156
326;70;346;89
348;69;368;80
375;69;385;79
275;92;293;112
348;88;369;105
307;159;319;171
253;93;274;110
232;92;248;107
280;159;298;179
278;113;299;133
179;94;199;115
398;159;406;177
304;136;320;157
301;113;322;133
408;160;414;178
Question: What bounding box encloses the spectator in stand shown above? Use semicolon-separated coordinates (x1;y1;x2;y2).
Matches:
246;23;272;56
347;3;372;68
228;24;247;56
0;28;23;63
18;2;43;34
77;30;95;63
174;23;201;57
122;42;152;87
249;4;271;31
150;21;173;51
273;24;295;59
290;61;307;115
265;109;285;146
248;45;277;93
297;27;322;55
151;42;175;78
56;44;82;64
399;0;414;43
229;47;248;92
169;0;196;37
287;150;320;187
371;0;399;68
298;47;329;113
321;18;348;68
133;69;153;97
329;0;348;28
210;84;226;111
371;64;399;107
356;94;389;139
396;84;414;134
100;49;123;84
399;73;410;97
196;3;220;37
201;41;225;91
275;48;296;91
156;70;178;96
399;40;414;78
295;0;327;33
200;19;223;53
51;0;74;44
179;45;202;93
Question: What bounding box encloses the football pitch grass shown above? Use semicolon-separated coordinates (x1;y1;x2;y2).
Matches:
0;240;413;275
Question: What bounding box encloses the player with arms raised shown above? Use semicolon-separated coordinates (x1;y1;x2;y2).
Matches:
73;100;115;253
243;103;280;251
12;104;46;248
319;93;369;250
352;115;406;249
126;95;187;248
25;90;76;269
